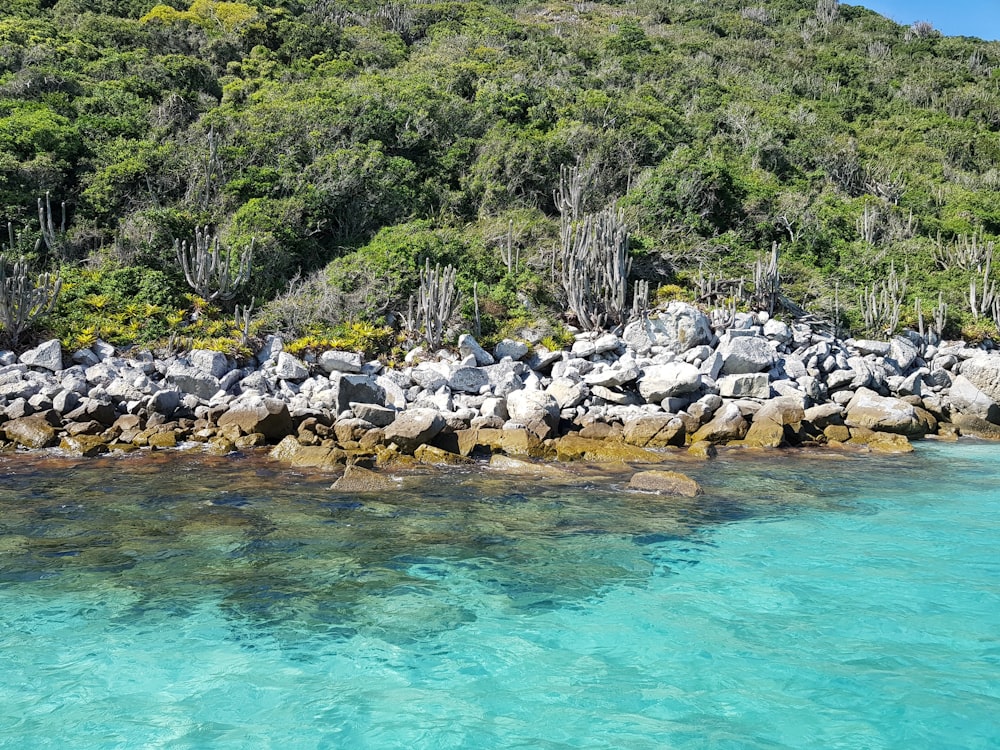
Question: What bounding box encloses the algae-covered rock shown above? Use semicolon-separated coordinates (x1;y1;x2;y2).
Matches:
627;470;703;497
3;416;57;449
330;464;397;493
487;454;572;477
59;434;109;457
414;444;472;465
553;434;667;463
622;414;686;448
269;435;347;468
687;440;717;459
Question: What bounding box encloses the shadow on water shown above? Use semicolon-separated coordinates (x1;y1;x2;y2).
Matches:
0;444;948;645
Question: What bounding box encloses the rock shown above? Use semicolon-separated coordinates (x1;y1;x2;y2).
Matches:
718;372;770;399
623;302;713;354
189;349;229;378
414;444;471;465
889;336;919;372
59;435;109;457
458;334;495;366
383;408;446;453
331;374;386;413
622;414;686;447
959;356;1000;403
333;417;376;444
691;402;749;444
506;389;559;439
494;339;530;360
218;397;293;440
318;350;363;374
275;352;309;381
687;440;717;459
449;366;490;394
638;362;702;402
718;336;775;375
165;364;220;400
3;416;57;448
269;436;347;468
546;378;589;409
487;454;571;477
742;397;805;448
762;319;792;343
804;402;844;428
18;339;62;372
946;375;1000;423
552;434;666;463
844;387;928;436
952;413;1000;439
148;431;177;449
330;465;397;493
350;402;396;427
72;348;100;367
853;339;891;357
627;470;703;497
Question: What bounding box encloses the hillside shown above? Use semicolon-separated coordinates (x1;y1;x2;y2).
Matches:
1;0;999;354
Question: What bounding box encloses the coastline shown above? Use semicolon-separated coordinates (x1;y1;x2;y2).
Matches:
3;302;1000;487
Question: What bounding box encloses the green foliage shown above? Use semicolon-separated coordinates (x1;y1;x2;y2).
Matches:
0;0;999;346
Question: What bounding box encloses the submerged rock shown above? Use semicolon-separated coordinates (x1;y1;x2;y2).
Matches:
330;465;396;493
627;470;703;497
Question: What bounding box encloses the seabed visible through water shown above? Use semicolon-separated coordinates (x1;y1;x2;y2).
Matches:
0;442;997;749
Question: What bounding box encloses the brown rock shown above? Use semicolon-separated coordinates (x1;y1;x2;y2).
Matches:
205;436;236;455
487;454;572;477
147;431;177;449
414;444;471;465
553;434;667;463
950;413;1000;440
687;440;717;459
869;433;913;454
234;433;266;449
59;435;109;457
217;397;294;441
330;465;397;493
627;470;703;497
269;435;348;468
622;414;686;448
499;427;551;458
691;403;749;444
824;424;851;443
3;416;57;449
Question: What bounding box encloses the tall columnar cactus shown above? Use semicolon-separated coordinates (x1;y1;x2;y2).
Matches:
752;241;781;315
37;192;68;260
859;262;906;335
174;226;253;302
407;259;460;350
559;206;631;331
0;256;61;347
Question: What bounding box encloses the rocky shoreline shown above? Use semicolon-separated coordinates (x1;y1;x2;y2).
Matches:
3;302;1000;482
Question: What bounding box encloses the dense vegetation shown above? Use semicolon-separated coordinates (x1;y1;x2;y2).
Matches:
1;0;999;356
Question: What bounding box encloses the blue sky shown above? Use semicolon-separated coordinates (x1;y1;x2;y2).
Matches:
854;2;1000;41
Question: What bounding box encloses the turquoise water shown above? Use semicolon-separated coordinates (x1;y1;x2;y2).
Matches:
0;443;997;749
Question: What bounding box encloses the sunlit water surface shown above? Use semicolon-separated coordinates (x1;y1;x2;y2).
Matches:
0;442;997;749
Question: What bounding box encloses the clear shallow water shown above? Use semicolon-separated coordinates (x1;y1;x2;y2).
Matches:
0;444;997;749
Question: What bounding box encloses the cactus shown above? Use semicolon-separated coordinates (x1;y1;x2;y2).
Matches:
0;256;61;347
406;259;460;350
752;242;781;315
174;226;253;302
235;298;255;346
859;262;907;335
37;192;70;261
559;206;631;331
